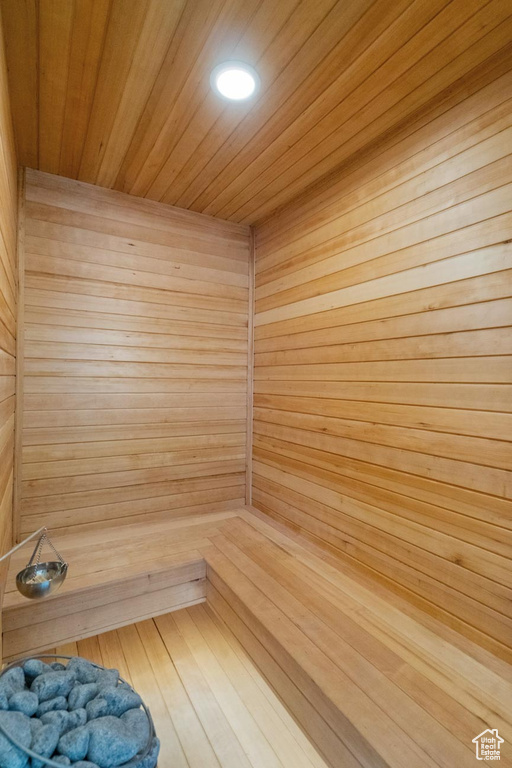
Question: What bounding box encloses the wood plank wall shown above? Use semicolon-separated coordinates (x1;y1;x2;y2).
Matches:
0;5;18;662
18;170;250;536
252;55;512;660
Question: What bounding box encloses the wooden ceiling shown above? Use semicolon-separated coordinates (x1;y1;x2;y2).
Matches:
1;0;511;224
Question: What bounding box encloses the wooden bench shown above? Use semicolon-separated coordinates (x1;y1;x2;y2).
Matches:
205;509;512;768
4;505;512;768
3;509;238;658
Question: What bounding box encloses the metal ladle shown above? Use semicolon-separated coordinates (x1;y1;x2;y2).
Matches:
16;529;68;599
0;527;68;600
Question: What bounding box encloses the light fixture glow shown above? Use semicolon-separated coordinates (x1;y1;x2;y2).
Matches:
210;61;260;101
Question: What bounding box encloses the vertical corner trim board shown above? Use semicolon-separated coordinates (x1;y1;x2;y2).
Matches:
252;58;512;657
0;7;17;554
0;3;18;662
17;170;251;535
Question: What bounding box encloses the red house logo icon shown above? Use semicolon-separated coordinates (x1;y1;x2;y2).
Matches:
473;729;504;761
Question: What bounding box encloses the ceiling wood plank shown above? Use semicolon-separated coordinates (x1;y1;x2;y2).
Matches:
78;0;150;183
38;0;74;174
1;0;38;169
205;0;506;220
1;0;510;223
94;0;187;188
58;0;111;179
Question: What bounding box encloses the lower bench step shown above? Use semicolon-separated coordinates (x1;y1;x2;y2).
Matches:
3;553;205;660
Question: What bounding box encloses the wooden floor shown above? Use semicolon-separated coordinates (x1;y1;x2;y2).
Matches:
46;606;328;768
5;505;512;768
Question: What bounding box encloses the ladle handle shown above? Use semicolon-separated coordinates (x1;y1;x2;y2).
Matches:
0;526;46;564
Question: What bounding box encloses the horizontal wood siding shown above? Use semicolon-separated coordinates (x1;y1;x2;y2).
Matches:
252;63;512;659
19;170;250;535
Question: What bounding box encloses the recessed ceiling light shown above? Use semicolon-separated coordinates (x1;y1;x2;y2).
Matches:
210;61;260;101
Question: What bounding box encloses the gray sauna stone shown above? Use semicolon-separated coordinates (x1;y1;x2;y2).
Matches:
0;710;32;768
71;762;99;768
29;717;44;738
65;661;97;686
68;685;98;712
36;697;68;718
116;683;132;693
40;709;86;737
58;727;90;762
94;671;118;692
40;711;72;736
30;724;60;768
9;691;39;717
65;710;87;734
100;688;142;718
0;668;25;698
120;710;150;754
85;699;108;722
31;673;75;703
0;662;153;768
117;737;160;768
52;757;71;766
87;717;139;768
23;661;51;686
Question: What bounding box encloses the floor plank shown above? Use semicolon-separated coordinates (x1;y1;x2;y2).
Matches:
53;607;328;768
